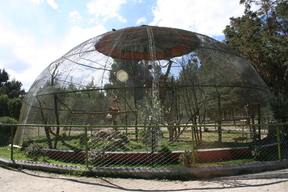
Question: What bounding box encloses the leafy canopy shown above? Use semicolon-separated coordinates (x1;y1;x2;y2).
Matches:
223;0;288;96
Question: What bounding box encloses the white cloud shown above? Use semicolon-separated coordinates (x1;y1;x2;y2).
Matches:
0;32;59;90
136;17;146;25
69;11;83;23
0;0;254;91
87;0;127;23
62;25;107;52
88;18;96;24
29;0;44;4
150;0;245;37
47;0;58;9
0;15;107;91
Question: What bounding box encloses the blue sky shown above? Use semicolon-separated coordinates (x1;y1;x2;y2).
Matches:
0;0;249;91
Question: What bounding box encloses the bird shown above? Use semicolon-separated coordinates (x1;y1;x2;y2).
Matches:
112;29;116;31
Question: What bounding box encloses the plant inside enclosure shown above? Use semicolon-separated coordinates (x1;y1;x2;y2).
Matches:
251;146;263;161
87;130;131;166
158;145;173;164
250;145;279;161
138;94;163;152
179;150;197;168
88;130;133;151
88;147;107;166
24;142;46;161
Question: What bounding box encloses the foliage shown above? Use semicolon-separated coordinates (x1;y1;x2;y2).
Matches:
0;116;18;133
0;69;25;99
0;146;262;170
158;145;172;154
158;145;173;164
0;116;18;124
0;116;18;146
0;69;25;119
88;131;131;152
88;147;107;166
87;131;132;166
7;98;22;119
179;150;196;168
0;69;9;85
250;145;278;161
24;143;46;161
21;129;257;153
138;93;163;125
138;95;163;152
270;94;288;122
251;146;263;160
0;94;9;117
223;0;288;96
128;140;145;150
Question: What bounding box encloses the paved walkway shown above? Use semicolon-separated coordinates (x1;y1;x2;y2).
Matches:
0;166;288;192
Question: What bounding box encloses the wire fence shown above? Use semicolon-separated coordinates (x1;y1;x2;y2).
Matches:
0;122;287;171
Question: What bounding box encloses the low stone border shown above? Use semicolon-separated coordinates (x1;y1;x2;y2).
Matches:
1;157;288;180
17;142;278;164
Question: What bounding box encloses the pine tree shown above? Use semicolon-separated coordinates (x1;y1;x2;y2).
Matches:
224;0;288;96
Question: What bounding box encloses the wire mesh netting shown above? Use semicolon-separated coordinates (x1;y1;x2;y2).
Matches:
1;123;288;171
5;25;287;178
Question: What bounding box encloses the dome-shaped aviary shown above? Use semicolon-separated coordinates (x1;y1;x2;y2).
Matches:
15;25;272;144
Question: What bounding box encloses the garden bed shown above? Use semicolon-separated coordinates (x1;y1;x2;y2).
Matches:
15;143;278;165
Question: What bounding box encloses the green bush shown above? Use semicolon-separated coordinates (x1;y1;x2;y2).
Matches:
158;145;173;164
270;94;288;123
0;116;18;146
88;147;107;166
251;146;263;160
251;146;278;161
0;116;18;135
24;143;46;161
179;150;197;168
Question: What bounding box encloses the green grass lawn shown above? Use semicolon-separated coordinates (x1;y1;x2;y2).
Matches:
21;129;257;152
0;146;86;167
0;145;260;169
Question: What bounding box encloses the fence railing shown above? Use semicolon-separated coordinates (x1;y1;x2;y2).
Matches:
0;123;287;169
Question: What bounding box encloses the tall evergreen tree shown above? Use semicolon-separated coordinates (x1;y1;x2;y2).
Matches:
0;69;25;119
223;0;288;96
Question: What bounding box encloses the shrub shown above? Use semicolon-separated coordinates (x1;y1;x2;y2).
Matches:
179;150;197;168
24;143;46;161
0;116;18;133
158;145;173;164
0;116;18;146
88;130;133;152
251;146;263;160
88;147;107;166
251;146;278;161
270;94;288;123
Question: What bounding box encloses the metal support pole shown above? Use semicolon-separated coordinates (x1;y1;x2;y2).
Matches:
84;126;89;167
191;126;196;166
276;125;282;161
10;125;14;160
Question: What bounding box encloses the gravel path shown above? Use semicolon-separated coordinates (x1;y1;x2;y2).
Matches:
1;166;288;192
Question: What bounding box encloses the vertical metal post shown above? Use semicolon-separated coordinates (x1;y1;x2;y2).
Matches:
276;125;282;161
84;126;89;167
257;103;261;139
10;125;14;160
150;126;156;167
191;125;195;166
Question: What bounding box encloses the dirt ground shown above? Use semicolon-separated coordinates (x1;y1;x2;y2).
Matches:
1;166;288;192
